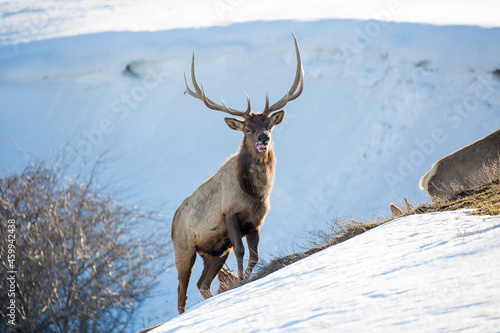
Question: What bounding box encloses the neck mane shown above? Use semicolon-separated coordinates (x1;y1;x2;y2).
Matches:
237;137;276;199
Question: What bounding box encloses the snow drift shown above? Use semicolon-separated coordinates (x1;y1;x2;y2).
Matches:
152;210;500;332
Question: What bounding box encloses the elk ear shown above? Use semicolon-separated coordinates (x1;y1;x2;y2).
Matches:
269;110;285;127
224;117;245;131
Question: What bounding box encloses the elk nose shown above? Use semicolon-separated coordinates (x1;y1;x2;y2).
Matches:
258;134;270;143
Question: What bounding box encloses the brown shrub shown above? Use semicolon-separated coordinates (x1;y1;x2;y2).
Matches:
0;157;170;333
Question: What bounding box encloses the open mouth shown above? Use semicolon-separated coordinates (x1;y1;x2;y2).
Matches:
255;142;268;152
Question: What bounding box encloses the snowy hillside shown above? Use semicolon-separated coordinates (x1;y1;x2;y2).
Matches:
152;210;500;332
2;1;500;330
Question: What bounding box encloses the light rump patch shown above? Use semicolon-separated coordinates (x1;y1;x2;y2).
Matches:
420;129;500;201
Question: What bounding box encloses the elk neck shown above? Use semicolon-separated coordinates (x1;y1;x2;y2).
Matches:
236;135;276;199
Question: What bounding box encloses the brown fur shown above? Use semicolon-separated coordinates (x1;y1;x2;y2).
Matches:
172;112;285;314
404;198;414;211
390;203;404;217
390;198;415;217
173;32;303;314
419;129;500;202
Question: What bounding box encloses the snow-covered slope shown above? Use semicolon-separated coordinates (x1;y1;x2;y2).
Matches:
2;1;500;330
152;210;500;332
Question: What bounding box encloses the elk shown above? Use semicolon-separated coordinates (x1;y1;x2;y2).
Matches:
419;129;500;201
389;198;414;218
172;32;304;314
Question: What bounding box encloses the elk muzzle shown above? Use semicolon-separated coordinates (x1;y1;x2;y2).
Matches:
256;133;270;152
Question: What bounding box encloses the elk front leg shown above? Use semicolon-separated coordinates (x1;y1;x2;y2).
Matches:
226;214;245;280
244;228;260;279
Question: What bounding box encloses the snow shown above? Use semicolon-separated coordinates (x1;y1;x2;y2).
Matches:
152;210;500;332
2;0;500;45
1;1;500;331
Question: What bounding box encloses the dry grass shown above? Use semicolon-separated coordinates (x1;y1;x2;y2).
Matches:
244;178;500;285
249;217;385;283
217;265;240;294
416;179;500;216
217;173;500;292
429;156;500;203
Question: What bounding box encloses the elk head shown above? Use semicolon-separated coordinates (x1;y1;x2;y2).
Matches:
183;31;304;156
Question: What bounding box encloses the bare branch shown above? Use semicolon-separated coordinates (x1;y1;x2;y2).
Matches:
0;155;171;333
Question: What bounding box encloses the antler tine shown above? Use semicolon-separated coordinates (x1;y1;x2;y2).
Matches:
263;31;304;116
184;52;251;118
225;92;251;117
243;92;251;116
264;91;269;112
220;93;251;116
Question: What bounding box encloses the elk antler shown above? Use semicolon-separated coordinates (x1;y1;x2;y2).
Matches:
263;31;304;116
184;31;303;118
184;53;252;118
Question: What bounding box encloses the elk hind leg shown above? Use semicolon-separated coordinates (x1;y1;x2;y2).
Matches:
197;251;230;299
175;249;196;314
